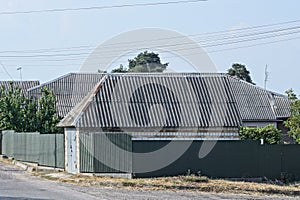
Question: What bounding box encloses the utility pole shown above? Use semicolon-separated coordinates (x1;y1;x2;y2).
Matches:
264;64;269;90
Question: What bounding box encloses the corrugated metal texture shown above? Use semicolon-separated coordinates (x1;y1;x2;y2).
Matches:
39;134;65;168
28;73;105;117
132;141;300;180
2;130;15;157
129;131;239;140
272;94;290;118
9;132;40;163
1;131;64;168
228;77;277;121
79;132;132;173
0;81;39;96
76;74;241;129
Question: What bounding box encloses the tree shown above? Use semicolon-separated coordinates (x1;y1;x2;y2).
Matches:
284;89;300;143
285;88;297;100
110;51;168;73
128;51;168;72
239;125;282;144
97;69;107;73
227;63;254;84
36;87;62;134
0;83;32;132
111;64;128;73
0;84;62;134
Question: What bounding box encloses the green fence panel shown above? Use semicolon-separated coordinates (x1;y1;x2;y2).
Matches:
12;132;39;163
281;145;300;179
25;133;39;163
55;134;65;169
132;141;300;179
80;132;132;173
1;131;64;169
2;130;15;157
39;134;65;168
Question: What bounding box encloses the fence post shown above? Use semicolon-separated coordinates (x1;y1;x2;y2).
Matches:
0;130;2;155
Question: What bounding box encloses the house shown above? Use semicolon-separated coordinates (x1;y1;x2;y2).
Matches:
53;73;291;174
57;73;243;174
229;77;290;128
0;81;40;96
29;72;290;131
28;73;105;117
228;77;291;142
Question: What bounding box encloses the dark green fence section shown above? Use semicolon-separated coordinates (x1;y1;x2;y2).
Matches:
132;141;300;179
1;130;64;168
39;134;65;168
0;131;2;155
80;132;132;173
2;130;15;158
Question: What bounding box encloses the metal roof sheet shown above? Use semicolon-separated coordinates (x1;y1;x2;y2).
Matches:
272;94;291;118
58;73;242;129
28;73;105;117
228;77;290;120
0;81;40;96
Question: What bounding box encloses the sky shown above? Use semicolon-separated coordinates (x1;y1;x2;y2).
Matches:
0;0;300;94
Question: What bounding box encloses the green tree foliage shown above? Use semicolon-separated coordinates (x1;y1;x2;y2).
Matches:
239;125;282;144
285;88;297;100
128;51;168;72
21;97;38;132
227;63;255;84
36;87;63;134
284;89;300;143
111;64;128;73
0;84;62;134
110;51;168;73
0;84;26;131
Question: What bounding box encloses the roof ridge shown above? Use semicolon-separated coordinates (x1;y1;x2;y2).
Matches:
57;74;108;127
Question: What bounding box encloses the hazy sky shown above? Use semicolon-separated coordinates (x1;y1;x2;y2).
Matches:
0;0;300;94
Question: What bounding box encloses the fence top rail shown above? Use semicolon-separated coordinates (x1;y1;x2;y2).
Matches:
1;130;63;135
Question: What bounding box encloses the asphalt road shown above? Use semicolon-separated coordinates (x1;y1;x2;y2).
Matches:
1;161;300;200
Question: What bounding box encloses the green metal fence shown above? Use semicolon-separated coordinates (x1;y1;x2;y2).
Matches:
80;132;132;173
1;130;64;168
132;140;300;179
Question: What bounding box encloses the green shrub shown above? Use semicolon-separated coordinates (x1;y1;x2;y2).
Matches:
239;124;281;144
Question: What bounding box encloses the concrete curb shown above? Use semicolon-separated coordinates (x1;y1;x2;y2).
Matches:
0;155;64;173
13;160;29;171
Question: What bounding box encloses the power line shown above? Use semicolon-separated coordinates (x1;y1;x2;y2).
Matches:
3;36;300;67
0;0;207;15
0;61;14;80
1;18;300;55
0;26;299;59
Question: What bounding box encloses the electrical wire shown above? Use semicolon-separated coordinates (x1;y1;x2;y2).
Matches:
0;0;207;15
3;36;300;68
0;61;14;80
1;19;300;55
0;26;299;59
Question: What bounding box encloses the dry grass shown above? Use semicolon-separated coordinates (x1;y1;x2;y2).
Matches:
36;173;300;197
3;159;300;197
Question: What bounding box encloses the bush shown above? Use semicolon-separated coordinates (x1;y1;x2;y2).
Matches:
239;125;282;144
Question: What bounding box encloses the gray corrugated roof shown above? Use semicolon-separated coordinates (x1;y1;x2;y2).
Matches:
28;73;105;117
227;77;290;120
272;94;291;118
0;81;40;96
58;73;242;129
